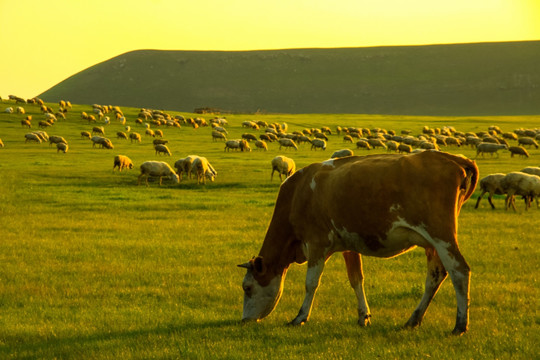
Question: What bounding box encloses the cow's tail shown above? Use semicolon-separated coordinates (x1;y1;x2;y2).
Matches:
457;157;479;204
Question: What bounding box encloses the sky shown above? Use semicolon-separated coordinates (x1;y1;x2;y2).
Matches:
1;0;539;100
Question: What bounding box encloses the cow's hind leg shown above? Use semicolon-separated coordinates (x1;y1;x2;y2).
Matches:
342;251;371;326
405;247;447;329
432;243;471;335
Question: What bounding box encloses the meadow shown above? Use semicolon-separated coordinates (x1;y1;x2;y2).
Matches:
0;101;538;359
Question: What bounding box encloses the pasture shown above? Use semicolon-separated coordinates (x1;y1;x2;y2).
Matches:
0;101;538;359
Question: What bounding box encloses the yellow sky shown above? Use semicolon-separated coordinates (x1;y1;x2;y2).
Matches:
1;0;539;99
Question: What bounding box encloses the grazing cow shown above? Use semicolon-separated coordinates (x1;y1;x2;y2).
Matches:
239;151;478;335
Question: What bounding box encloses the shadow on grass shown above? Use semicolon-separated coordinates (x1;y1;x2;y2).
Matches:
1;319;241;357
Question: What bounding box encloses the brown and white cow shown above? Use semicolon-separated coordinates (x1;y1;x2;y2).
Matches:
239;151;478;335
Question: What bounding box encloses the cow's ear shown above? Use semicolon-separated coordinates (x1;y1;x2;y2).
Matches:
253;256;266;275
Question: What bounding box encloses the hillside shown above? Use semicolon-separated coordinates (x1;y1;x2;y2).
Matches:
39;41;540;115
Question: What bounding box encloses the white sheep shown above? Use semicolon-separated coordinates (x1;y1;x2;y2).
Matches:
475;142;507;158
397;143;413;154
330;149;353;159
56;142;68;153
225;139;251;152
91;136;114;149
499;172;540;211
278;138;298;150
113;155;134;172
311;139;327;150
356;140;371;150
255;140;268;151
174;156;195;180
517;137;539;149
92;126;105;135
24;133;42;143
154;144;172;156
192;156;217;184
508;146;529;158
129;132;142;143
138;161;179;186
271;156;296;181
520;167;540;177
4;107;13;113
48;135;67;146
212;130;227;141
474;173;506;209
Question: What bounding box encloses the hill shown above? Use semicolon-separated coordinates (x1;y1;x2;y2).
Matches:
39;41;540;115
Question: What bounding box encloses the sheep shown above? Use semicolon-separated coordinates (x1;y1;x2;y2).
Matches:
499;172;540;211
116;131;128;140
367;138;387;149
314;132;328;141
508;146;529;158
92;126;105;135
475;142;507;158
0;138;4;148
81;131;91;139
474;173;506;209
356;139;371;150
49;135;67;146
174;156;195;180
517;137;539;149
145;129;155;137
21;119;32;128
24;133;42;143
154;129;163;137
397;143;413;154
225;139;251;152
33;131;49;142
213;126;228;135
385;140;399;152
91;136;114;149
255;140;268;151
38;120;53;128
271;156;296;181
311;139;327;150
56;142;68;153
242;133;258;142
113;155;134;172
129;132;142;143
331;149;354;159
212;130;227;141
4;107;13;113
520;167;540;177
296;135;312;145
153;139;168;146
16;106;25;114
138;161;179;186
154;144;172;156
192;156;217;184
278;138;298;150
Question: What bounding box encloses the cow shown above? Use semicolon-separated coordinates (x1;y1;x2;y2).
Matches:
238;151;478;335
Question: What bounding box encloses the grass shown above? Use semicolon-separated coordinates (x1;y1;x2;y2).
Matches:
0;100;539;359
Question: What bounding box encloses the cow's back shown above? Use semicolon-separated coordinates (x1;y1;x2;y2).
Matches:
283;151;477;255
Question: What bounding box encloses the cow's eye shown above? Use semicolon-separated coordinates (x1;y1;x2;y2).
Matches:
243;285;252;296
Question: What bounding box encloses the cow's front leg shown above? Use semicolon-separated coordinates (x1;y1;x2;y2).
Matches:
343;251;371;326
289;258;325;325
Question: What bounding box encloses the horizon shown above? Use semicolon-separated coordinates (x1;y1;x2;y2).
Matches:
1;0;539;99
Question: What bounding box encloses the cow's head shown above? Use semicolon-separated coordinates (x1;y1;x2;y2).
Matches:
238;256;284;322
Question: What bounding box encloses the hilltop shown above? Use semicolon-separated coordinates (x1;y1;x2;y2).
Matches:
39;41;540;115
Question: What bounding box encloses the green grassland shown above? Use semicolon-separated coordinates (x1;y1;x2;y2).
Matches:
0;100;539;359
38;41;540;116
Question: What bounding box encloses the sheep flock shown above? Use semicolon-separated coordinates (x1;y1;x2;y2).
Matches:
1;96;539;211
